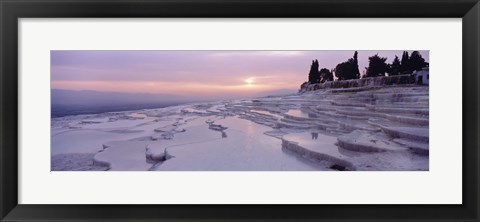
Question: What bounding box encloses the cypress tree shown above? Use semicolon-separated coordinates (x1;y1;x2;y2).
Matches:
308;60;320;83
353;51;360;79
400;51;410;74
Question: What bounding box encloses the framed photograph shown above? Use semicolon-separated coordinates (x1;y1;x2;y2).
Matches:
1;0;479;221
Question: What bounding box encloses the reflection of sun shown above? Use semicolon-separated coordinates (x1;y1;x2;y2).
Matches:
244;78;254;87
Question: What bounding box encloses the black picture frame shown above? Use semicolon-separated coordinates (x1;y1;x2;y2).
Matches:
1;0;479;221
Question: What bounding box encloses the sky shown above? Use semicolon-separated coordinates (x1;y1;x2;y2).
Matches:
51;50;429;100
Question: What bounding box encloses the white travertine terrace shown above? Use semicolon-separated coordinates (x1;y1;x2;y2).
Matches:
51;85;429;171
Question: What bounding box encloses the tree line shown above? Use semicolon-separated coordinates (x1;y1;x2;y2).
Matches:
307;51;428;84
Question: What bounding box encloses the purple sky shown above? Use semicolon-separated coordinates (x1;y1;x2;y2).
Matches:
51;50;429;99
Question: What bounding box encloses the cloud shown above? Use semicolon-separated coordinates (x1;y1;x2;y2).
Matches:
207;51;305;58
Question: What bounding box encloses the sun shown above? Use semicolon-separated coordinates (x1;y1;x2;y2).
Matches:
244;78;255;87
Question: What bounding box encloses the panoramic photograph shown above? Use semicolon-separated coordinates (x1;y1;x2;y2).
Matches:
51;50;429;171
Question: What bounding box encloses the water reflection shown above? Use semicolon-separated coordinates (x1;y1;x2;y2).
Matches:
128;113;147;118
286;109;317;118
285;109;308;118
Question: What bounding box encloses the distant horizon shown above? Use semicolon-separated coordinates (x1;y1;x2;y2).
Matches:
50;87;297;103
50;88;297;117
51;50;429;101
50;87;296;98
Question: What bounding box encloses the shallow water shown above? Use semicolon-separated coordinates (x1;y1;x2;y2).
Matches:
51;85;429;171
156;117;326;171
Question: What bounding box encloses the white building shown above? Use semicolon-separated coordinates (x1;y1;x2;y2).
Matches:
413;67;429;85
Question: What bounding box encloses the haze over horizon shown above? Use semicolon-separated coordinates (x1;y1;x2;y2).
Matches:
51;50;429;100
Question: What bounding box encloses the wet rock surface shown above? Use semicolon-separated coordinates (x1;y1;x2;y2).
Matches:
51;153;109;171
51;85;429;171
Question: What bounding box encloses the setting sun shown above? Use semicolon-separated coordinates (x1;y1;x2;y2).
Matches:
244;77;255;87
